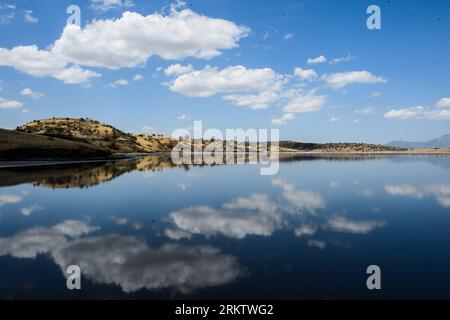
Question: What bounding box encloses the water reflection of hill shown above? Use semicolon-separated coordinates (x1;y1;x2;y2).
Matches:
0;155;186;189
0;153;449;189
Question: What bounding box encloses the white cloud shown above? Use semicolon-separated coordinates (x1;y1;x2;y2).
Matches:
0;3;16;10
52;8;249;69
20;88;45;100
0;46;100;84
282;90;326;113
167;194;283;239
329;54;356;65
323;216;386;234
223;91;280;110
167;65;284;110
369;91;381;98
385;184;450;208
356;107;376;116
322;71;387;89
0;221;242;294
168;65;282;97
0;6;249;84
293;67;318;81
90;0;135;12
0;11;14;24
0;194;22;206
0;3;15;24
353;119;360;124
272;178;325;214
283;33;294;40
384;105;450;120
308;239;326;249
111;216;128;225
164;64;194;76
23;10;38;23
271;113;295;126
132;73;144;81
107;79;129;88
0;96;23;109
294;224;317;237
177;114;191;120
328;116;339;123
307;55;327;64
436;97;450;108
20;204;43;216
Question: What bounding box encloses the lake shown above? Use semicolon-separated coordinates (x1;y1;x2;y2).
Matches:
0;154;450;299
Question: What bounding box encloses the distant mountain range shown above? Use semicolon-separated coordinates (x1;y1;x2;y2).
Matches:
386;135;450;149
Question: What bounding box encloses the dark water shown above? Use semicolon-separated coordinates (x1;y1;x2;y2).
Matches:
0;154;450;299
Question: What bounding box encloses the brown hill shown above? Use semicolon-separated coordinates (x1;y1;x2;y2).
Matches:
0;128;111;160
16;118;178;154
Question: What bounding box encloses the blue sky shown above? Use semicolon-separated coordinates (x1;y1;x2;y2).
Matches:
0;0;449;143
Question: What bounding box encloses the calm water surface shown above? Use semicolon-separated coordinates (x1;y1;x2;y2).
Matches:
0;154;450;299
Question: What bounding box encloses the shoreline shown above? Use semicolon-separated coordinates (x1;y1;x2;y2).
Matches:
1;150;449;169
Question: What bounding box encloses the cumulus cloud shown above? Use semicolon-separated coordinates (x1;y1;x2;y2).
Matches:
271;113;296;126
322;71;387;89
167;65;284;110
53;236;242;293
282;90;326;113
307;55;327;64
164;64;194;76
436;98;450;108
0;220;242;293
167;194;283;239
272;178;326;214
164;62;329;113
0;96;23;109
52;8;249;68
293;67;318;81
323;215;386;234
0;6;249;83
90;0;135;12
20;88;45;100
384;105;450;120
0;46;100;84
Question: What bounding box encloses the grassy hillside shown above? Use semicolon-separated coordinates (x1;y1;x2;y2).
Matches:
17;118;145;153
0;129;111;160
